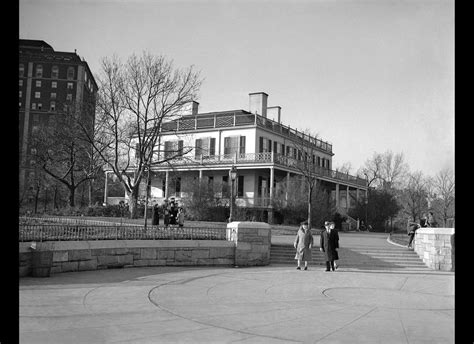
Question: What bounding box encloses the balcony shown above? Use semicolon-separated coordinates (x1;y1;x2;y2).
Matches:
150;152;367;188
160;111;333;154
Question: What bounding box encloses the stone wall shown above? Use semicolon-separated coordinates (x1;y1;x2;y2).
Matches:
19;222;273;277
226;221;271;266
414;228;455;271
19;240;235;277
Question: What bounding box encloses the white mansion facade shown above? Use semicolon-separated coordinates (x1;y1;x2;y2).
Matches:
104;92;368;222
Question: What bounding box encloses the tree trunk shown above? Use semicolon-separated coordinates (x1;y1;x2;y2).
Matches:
88;179;93;207
53;186;58;209
34;185;40;214
43;188;48;212
128;187;139;219
69;186;76;207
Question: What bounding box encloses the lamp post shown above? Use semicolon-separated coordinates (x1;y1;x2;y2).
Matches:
229;165;238;223
363;172;369;230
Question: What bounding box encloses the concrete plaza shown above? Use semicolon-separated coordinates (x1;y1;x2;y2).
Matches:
19;233;454;343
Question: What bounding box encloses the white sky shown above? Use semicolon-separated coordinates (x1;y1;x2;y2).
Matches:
19;0;454;178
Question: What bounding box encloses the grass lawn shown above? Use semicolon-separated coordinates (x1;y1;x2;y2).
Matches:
389;232;411;246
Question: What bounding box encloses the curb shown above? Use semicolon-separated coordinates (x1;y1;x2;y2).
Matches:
386;235;410;248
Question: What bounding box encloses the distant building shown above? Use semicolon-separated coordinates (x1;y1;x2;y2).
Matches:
104;92;368;222
19;39;98;197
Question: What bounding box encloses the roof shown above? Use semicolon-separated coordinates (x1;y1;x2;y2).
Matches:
19;39;54;51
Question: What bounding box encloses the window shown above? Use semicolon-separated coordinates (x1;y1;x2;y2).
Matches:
67;67;75;80
259;137;272;153
51;81;57;88
222;176;229;194
36;80;41;87
273;141;278;154
19;91;22;98
50;101;56;111
51;93;57;99
317;156;321;166
67;82;74;89
237;175;244;197
19;79;23;87
174;177;181;195
195;137;216;159
66;94;73;101
51;66;59;78
31;103;36;110
164;140;184;158
36;64;43;78
19;64;24;77
38;103;42;110
35;92;41;99
224;136;245;155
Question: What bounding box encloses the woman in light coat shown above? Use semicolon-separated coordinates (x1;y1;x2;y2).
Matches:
294;221;314;270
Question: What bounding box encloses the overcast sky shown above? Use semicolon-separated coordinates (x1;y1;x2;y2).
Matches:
19;0;454;178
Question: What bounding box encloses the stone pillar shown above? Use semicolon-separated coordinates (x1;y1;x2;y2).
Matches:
335;183;340;209
285;172;290;202
414;228;455;271
226;222;271;266
269;168;274;202
356;188;359;203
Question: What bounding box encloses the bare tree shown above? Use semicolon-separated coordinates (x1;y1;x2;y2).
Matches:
359;150;408;190
401;171;428;222
89;52;202;218
431;168;455;226
286;129;325;229
30;106;97;208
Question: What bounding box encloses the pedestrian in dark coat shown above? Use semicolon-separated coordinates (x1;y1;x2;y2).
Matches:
320;221;340;271
294;221;313;270
164;207;170;227
152;204;160;226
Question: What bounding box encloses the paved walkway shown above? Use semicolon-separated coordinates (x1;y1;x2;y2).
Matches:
20;233;454;344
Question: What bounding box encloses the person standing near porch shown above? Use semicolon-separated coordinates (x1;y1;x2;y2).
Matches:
320;221;340;271
294;221;313;270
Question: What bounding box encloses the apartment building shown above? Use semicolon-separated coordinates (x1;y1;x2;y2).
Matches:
19;39;98;195
105;92;368;222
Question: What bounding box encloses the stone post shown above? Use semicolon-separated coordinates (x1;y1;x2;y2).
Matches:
414;228;455;271
226;222;272;266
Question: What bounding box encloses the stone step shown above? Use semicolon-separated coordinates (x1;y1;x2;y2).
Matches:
270;244;428;269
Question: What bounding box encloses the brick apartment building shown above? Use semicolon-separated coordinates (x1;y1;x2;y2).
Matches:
19;39;98;198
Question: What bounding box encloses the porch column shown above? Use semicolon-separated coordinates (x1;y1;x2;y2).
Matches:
165;171;169;199
346;185;350;209
269;168;274;203
199;169;203;180
335;183;340;209
103;171;108;205
285;172;290;201
356;188;360;203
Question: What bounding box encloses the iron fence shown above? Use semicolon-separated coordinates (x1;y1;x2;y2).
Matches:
19;222;227;242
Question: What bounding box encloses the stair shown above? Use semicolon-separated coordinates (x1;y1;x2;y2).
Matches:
270;244;429;270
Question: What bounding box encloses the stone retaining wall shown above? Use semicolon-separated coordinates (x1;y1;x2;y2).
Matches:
19;222;273;277
414;228;455;271
19;240;235;277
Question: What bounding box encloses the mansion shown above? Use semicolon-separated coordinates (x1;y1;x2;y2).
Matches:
104;92;367;222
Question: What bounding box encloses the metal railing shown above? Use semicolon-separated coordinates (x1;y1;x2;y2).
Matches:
149;152;367;187
161;111;333;154
19;224;227;242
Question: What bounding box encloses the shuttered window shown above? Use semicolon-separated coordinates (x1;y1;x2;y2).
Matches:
224;136;245;155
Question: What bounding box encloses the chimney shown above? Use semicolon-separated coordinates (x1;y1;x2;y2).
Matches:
249;92;268;117
267;106;281;123
191;101;199;116
179;101;199;116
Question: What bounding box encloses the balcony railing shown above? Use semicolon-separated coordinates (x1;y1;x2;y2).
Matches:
161;111;332;154
150;152;366;187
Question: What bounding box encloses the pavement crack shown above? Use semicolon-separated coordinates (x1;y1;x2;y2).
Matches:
312;306;378;343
